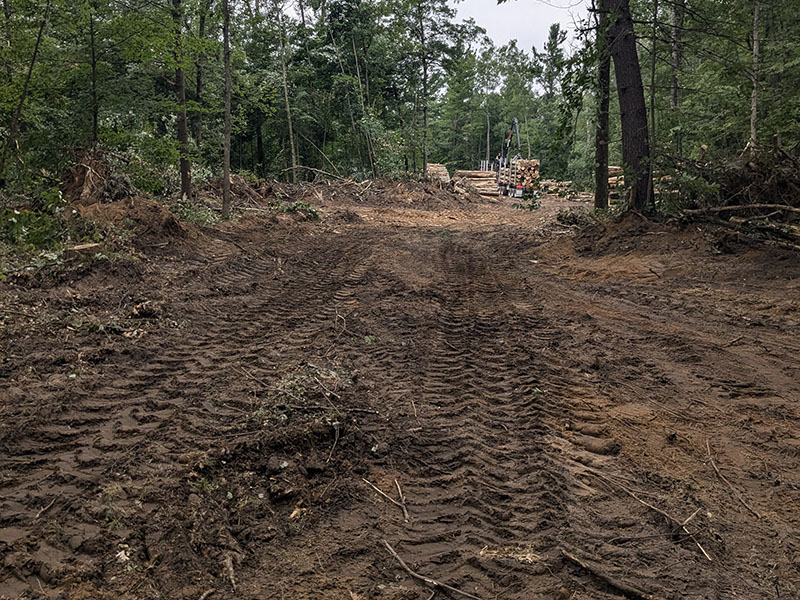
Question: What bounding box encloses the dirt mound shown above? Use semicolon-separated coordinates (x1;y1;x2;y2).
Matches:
574;212;708;256
77;196;186;240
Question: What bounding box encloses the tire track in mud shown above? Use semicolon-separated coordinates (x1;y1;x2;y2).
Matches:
0;229;377;596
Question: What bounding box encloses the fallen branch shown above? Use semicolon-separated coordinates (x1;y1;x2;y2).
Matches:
561;549;653;600
281;165;348;181
394;478;410;522
682;203;800;216
363;479;408;522
198;590;215;600
34;494;60;520
382;540;483;600
706;439;761;518
589;471;712;561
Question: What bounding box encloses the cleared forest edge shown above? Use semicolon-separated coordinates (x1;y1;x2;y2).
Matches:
1;191;799;599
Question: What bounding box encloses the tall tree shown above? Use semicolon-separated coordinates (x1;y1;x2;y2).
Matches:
222;0;232;217
172;0;192;201
594;5;610;210
599;0;650;211
747;2;760;156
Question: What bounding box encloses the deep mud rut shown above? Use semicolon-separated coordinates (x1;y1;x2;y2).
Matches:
2;192;800;599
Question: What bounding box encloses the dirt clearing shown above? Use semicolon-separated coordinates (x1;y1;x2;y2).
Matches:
1;187;799;599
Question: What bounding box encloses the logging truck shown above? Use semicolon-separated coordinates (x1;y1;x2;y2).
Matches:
493;118;540;198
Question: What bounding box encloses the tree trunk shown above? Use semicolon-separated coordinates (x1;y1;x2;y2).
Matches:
329;29;364;169
193;0;212;146
669;0;684;154
417;2;428;176
276;5;297;182
351;36;376;176
0;0;51;180
89;11;98;146
221;0;232;218
748;2;760;156
172;0;192;201
2;0;12;84
485;106;490;165
599;0;650;211
648;0;658;207
256;112;265;176
594;4;610;210
669;0;684;109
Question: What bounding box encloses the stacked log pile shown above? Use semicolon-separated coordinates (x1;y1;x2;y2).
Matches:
608;165;624;199
515;159;540;187
453;169;498;195
426;163;450;183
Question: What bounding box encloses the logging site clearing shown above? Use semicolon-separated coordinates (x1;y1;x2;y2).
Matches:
1;182;800;600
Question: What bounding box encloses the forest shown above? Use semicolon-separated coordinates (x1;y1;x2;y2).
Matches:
0;0;798;210
2;1;800;599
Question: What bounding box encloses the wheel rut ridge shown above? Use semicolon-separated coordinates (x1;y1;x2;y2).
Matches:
364;237;573;597
0;229;377;595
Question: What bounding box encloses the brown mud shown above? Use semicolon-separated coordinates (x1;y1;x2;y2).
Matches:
1;187;799;599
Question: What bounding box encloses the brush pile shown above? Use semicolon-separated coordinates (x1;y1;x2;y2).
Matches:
679;149;800;250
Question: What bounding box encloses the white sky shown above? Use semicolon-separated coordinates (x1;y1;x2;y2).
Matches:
453;0;591;53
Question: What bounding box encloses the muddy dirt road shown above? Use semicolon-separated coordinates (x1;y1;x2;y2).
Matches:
2;189;800;599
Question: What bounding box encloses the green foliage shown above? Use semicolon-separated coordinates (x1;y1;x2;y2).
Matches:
0;0;796;213
268;200;320;221
173;198;219;226
0;187;71;248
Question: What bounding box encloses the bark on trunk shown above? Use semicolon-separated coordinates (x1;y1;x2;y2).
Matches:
222;0;232;218
594;5;610;210
172;0;192;201
89;11;98;146
193;0;212;146
748;2;760;156
599;0;650;211
669;0;684;154
417;2;428;176
276;6;297;182
352;36;376;176
669;0;684;110
648;0;658;206
256;112;265;177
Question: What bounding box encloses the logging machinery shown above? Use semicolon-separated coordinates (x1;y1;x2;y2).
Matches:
494;118;539;198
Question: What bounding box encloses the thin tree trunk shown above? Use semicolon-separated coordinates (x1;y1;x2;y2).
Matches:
221;0;232;218
594;4;610;210
352;36;376;176
329;29;364;168
2;0;12;85
256;112;265;176
172;0;192;200
524;111;531;158
417;1;428;176
669;0;683;109
599;0;650;211
748;2;760;156
193;0;212;146
276;5;297;182
648;0;658;207
89;11;98;146
485;105;490;165
669;0;684;154
0;0;51;179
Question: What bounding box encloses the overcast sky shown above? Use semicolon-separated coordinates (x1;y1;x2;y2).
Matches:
454;0;590;54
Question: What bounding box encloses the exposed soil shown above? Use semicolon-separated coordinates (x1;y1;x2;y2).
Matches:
2;187;799;600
